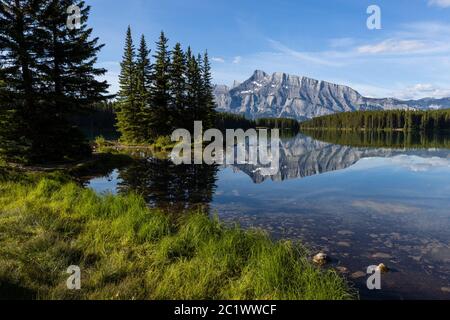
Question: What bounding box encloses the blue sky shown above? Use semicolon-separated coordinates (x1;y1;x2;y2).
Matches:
89;0;450;99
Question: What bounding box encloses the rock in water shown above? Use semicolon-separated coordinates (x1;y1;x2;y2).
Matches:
350;271;366;279
336;266;349;274
313;253;329;266
377;263;389;273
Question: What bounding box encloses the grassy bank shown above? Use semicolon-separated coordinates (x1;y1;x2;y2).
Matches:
0;173;354;300
94;136;176;159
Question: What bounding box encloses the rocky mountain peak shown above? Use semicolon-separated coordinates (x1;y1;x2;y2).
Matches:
251;70;269;81
214;70;450;120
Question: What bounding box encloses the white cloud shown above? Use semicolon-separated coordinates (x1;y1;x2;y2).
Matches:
211;57;225;63
390;155;450;172
328;37;355;48
428;0;450;8
232;56;242;64
355;156;450;172
401;21;450;35
267;39;341;67
357;39;428;54
394;83;450;100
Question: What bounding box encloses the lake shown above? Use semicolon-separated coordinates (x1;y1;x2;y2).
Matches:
87;132;450;300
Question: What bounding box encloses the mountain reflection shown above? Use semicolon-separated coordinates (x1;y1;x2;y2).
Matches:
232;132;450;184
101;132;449;208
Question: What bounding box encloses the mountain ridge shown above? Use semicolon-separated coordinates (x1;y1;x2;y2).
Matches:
214;70;450;121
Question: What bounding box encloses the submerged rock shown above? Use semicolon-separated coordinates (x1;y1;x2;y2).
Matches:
337;241;351;248
336;266;349;274
372;253;393;259
377;263;389;273
313;253;329;266
350;271;366;279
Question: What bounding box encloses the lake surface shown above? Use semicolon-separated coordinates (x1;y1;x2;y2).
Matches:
87;133;450;300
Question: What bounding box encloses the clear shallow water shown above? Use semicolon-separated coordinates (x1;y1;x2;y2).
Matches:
87;134;450;300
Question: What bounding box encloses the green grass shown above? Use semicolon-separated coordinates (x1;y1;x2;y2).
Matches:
0;174;355;300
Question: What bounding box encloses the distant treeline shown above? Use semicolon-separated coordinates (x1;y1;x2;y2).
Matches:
216;113;300;133
70;102;119;141
303;129;450;149
300;109;450;132
79;110;301;141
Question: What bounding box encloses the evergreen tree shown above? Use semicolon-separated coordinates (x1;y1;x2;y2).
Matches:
168;43;186;129
136;34;152;141
116;26;142;143
0;0;38;161
32;0;109;160
150;31;171;138
185;49;202;133
201;51;216;129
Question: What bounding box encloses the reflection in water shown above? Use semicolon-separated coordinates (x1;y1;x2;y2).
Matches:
117;158;218;213
87;132;450;300
303;129;450;149
234;133;449;184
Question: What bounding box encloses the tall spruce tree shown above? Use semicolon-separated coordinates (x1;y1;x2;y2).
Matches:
185;48;203;133
116;26;142;143
0;0;38;161
136;35;152;141
150;31;171;137
32;0;109;160
169;43;186;129
201;51;216;129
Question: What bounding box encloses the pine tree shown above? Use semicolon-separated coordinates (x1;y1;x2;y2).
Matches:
150;31;171;138
169;43;186;129
201;51;216;129
32;0;109;160
136;35;152;141
185;49;202;133
0;0;38;161
116;26;141;143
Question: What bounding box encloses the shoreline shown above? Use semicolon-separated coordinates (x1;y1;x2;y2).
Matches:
0;171;355;300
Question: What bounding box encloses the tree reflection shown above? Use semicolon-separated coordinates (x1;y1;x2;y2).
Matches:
117;158;218;214
302;130;450;149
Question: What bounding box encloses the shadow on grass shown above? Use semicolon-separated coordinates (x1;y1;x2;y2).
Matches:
0;281;36;300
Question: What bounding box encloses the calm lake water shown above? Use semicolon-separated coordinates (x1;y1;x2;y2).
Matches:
87;133;450;300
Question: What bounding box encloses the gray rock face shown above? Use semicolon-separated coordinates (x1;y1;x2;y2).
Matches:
214;70;450;120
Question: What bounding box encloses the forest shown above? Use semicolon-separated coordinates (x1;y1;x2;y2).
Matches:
115;27;216;144
209;112;300;133
300;109;450;132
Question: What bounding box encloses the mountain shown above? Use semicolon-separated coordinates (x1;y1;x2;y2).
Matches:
214;70;450;121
